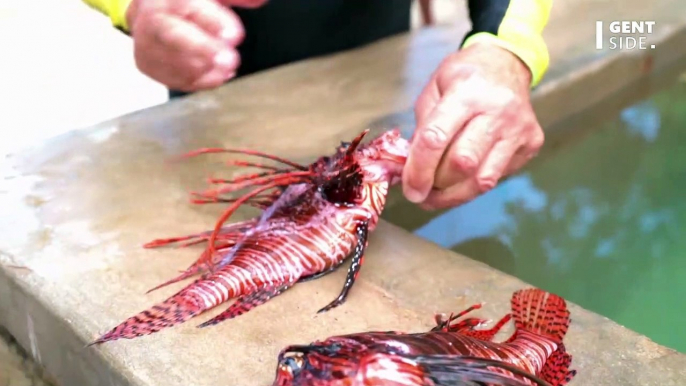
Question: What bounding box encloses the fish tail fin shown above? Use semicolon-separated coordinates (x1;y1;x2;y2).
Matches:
539;343;577;386
87;286;209;346
509;288;571;344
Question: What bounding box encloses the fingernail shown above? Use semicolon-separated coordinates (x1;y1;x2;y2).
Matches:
404;188;426;204
214;51;235;68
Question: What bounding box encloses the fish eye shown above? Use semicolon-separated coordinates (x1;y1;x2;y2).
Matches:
279;352;305;375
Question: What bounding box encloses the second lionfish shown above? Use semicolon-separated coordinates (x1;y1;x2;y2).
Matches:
272;288;577;386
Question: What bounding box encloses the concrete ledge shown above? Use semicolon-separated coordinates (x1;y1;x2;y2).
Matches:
2;1;686;385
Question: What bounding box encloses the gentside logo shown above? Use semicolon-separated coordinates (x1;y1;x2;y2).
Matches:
596;21;656;50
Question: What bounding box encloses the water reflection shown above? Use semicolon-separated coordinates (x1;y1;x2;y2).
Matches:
409;82;686;353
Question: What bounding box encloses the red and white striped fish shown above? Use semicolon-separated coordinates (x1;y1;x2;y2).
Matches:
272;288;577;386
89;128;409;345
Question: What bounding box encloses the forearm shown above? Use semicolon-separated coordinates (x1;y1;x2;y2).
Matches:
82;0;132;31
462;0;553;88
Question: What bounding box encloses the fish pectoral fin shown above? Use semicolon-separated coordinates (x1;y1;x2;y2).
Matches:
316;220;369;314
407;354;552;386
538;343;576;386
196;281;295;328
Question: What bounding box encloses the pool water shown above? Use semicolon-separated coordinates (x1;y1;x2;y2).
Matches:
405;80;686;353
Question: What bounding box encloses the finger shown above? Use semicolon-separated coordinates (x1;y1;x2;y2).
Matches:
135;41;237;91
502;129;544;176
402;92;476;203
413;79;440;134
136;50;198;91
152;15;224;66
189;60;239;90
433;113;499;189
159;51;238;92
475;139;520;192
182;1;245;45
143;15;240;86
421;179;480;210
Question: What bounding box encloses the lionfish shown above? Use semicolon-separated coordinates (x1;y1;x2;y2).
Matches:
89;128;409;345
272;288;577;386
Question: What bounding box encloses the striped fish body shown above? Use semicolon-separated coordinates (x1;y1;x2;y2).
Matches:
320;329;558;385
90;129;405;345
272;289;577;386
179;180;390;314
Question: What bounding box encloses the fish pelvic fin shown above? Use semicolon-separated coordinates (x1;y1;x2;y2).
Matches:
509;288;571;344
87;286;208;346
539;343;576;386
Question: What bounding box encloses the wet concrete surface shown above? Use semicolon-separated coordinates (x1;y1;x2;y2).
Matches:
2;132;686;386
1;0;686;385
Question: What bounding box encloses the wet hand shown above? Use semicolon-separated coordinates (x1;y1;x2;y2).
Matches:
125;0;266;92
402;42;544;210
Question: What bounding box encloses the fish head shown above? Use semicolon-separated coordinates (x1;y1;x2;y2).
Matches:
355;128;410;185
271;338;432;386
271;341;368;386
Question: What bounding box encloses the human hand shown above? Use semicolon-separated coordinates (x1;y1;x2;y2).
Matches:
402;42;545;210
125;0;267;92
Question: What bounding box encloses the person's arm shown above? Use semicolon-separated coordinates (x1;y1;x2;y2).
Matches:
82;0;132;32
461;0;552;88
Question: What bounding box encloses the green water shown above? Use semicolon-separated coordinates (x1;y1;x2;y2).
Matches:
408;80;686;353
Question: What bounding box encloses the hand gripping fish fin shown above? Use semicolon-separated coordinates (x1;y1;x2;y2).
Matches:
196;281;296;328
507;288;576;385
316;219;369;314
406;355;552;386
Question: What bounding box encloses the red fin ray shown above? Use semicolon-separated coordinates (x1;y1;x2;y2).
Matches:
509;289;575;385
432;303;513;342
143;219;257;249
192;171;311;201
463;314;513;342
202;181;301;259
432;304;488;333
175;147;308;171
539;343;576;386
510;288;571;344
